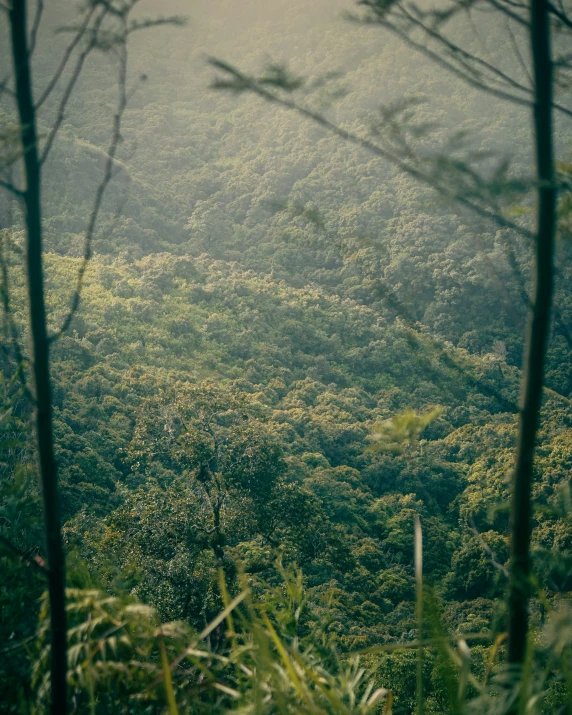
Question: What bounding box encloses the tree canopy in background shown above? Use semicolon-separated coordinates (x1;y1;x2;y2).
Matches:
1;0;572;712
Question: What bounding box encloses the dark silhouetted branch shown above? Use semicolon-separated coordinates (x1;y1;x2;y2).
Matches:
35;5;96;110
0;534;47;573
470;518;510;576
0;229;31;397
0;179;24;198
548;1;572;28
508;0;556;667
8;1;67;711
357;3;572;118
39;9;105;165
208;59;536;244
505;18;534;85
28;0;43;57
50;24;128;343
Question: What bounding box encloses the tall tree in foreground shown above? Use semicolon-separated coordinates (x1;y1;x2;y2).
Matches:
8;2;66;709
210;0;570;672
2;2;181;711
508;0;556;667
356;0;564;672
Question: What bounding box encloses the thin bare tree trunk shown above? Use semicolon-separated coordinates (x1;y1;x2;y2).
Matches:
507;0;556;666
8;1;67;711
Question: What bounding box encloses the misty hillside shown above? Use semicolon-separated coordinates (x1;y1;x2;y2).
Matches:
2;0;572;713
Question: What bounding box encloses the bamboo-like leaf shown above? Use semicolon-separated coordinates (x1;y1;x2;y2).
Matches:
483;633;507;688
158;632;179;715
367;688;389;707
291;648;350;714
415;514;424;715
169;589;249;673
213;682;241;698
382;690;394;715
262;613;313;707
197;589;249;643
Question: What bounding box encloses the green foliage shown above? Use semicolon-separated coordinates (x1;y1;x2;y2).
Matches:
1;0;572;710
29;568;393;714
368;408;443;453
23;560;572;715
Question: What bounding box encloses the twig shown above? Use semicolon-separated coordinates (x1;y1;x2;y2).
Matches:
49;20;128;342
208;59;537;244
373;12;572;118
28;0;44;58
0;178;24;198
399;4;533;98
0;228;31;398
548;1;572;28
0;634;37;654
35;5;97;110
470;518;509;576
483;0;530;27
0;75;15;98
39;9;106;165
0;535;48;574
505;17;533;85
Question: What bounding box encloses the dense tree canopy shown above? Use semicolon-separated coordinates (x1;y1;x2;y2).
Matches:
2;0;572;712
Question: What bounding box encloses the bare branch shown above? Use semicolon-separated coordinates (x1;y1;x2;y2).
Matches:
208;59;536;243
497;0;528;10
0;534;48;574
0;634;37;655
482;0;530;27
400;4;533;97
50;20;129;342
0;75;15;99
35;5;97;110
28;0;44;57
358;0;571;116
470;518;509;576
0;178;24;198
548;1;572;28
505;17;534;84
94;0;128;20
126;15;186;35
362;9;572;118
0;230;31;398
370;16;534;107
38;10;106;165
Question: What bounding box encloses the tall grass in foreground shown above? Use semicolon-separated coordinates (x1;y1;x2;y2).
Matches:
29;539;572;714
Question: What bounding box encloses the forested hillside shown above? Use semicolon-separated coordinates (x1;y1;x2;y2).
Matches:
2;0;572;712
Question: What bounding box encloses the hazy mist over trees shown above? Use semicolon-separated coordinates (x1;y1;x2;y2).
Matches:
1;0;572;712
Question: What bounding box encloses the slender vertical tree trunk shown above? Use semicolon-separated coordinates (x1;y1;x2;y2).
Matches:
507;0;555;666
8;1;67;712
212;499;226;562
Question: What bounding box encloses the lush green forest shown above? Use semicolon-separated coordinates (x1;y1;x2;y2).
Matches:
2;0;572;712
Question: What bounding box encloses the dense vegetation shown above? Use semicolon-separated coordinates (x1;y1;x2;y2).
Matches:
2;0;572;712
